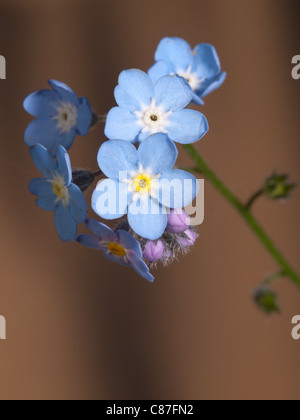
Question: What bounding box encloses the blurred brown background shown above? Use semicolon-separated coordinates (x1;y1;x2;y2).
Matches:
0;0;299;400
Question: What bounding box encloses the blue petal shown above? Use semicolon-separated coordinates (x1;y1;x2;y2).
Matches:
76;234;105;251
192;44;222;79
48;80;79;106
23;89;60;117
76;96;93;135
138;134;178;174
155;37;193;73
49;128;77;157
127;251;154;283
148;60;170;84
29;144;56;179
158;169;199;209
154;75;192;112
92;178;131;220
114;69;154;112
128;197;167;240
25;117;61;151
191;92;205;106
29;178;56;211
103;251;131;267
97;140;138;180
197;72;227;98
68;184;87;223
116;230;143;257
104;107;141;142
85;218;116;242
167;109;209;144
54;202;77;242
56;146;72;185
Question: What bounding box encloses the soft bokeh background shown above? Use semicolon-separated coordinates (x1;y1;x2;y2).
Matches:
0;0;299;400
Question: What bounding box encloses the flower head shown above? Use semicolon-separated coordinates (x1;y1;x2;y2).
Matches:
29;144;87;241
77;218;154;282
24;80;93;156
148;37;226;105
92;134;199;240
105;69;208;144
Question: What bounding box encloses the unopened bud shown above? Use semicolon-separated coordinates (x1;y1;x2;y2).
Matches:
143;240;165;262
264;172;296;200
167;209;190;234
72;169;95;192
176;229;197;247
253;286;280;315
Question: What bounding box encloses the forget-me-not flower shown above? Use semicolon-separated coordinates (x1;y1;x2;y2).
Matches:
77;218;154;282
104;69;208;144
92;134;199;240
148;37;226;105
29;144;87;242
24;80;93;156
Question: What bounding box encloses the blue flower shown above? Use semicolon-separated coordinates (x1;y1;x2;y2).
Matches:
29;144;88;242
148;37;226;105
92;134;199;240
104;69;208;144
77;218;154;283
24;80;93;157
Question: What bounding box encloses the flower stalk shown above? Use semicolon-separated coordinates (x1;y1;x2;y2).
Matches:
183;144;300;288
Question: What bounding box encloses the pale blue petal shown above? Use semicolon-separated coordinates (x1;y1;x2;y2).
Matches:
128;197;167;240
29;144;56;179
127;251;154;282
92;178;131;220
48;80;79;106
114;69;154;111
23;89;60;117
116;230;143;257
197;72;227;98
76;234;105;251
85;218;116;242
68;184;87;223
97;140;138;180
76;97;93;135
56;146;72;185
167;109;209;144
138;134;178;174
158;169;199;209
154;75;192;111
191;92;205;106
25;117;61;151
104;107;141;142
54;202;77;242
192;44;221;79
29;178;56;211
155;37;193;72
148;60;170;84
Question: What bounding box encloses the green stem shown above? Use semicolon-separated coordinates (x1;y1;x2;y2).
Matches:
245;189;264;210
183;144;300;288
264;270;286;286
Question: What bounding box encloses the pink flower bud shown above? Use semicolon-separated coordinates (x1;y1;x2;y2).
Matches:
166;209;190;234
143;240;165;262
177;229;197;247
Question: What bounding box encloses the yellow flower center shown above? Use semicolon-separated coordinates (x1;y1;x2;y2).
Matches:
133;174;152;193
107;242;127;257
53;183;67;199
49;173;70;206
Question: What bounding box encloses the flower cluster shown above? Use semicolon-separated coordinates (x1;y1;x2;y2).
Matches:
24;37;226;283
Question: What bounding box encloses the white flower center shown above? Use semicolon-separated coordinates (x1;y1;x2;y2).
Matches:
177;66;204;91
135;99;171;136
54;102;78;133
49;172;70;207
